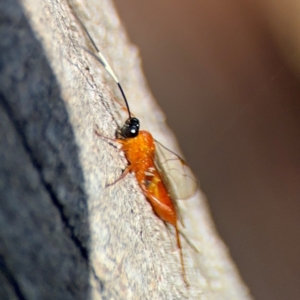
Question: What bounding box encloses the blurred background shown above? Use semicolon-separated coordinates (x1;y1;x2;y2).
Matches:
113;1;300;299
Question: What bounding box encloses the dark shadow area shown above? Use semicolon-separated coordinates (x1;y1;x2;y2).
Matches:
114;1;300;299
0;0;94;298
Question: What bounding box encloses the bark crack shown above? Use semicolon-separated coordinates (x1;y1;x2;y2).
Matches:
0;252;27;300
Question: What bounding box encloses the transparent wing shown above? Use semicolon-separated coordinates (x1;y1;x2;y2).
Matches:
154;140;197;200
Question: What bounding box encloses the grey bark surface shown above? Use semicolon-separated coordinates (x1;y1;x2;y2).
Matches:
0;0;252;299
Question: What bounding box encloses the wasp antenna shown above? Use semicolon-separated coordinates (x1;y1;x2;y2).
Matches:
96;50;119;84
69;3;132;118
95;50;132;118
92;48;132;118
96;51;132;118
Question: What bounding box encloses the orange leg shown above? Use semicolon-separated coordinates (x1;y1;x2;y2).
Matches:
174;222;188;287
105;166;131;187
94;127;131;187
94;127;116;142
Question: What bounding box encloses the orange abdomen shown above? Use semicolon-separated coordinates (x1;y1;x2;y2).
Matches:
141;163;177;226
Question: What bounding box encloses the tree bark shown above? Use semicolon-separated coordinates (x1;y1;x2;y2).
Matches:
0;0;252;299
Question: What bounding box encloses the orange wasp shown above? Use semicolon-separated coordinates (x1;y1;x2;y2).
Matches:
72;10;197;286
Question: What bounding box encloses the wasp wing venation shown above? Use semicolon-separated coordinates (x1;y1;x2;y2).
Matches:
153;152;185;227
154;140;197;200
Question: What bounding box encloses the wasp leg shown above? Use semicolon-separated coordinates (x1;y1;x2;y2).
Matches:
140;186;189;287
94;127;116;142
105;166;131;188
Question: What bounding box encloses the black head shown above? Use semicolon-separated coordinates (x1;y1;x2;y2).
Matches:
120;117;140;138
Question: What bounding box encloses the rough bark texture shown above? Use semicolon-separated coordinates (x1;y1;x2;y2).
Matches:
0;0;252;299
